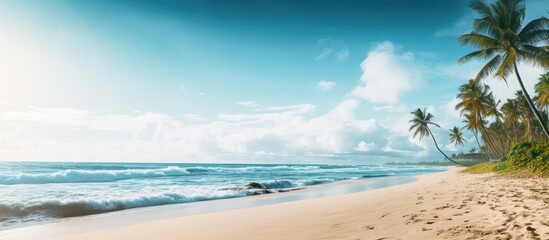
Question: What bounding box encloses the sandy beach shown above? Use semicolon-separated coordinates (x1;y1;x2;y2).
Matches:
50;168;547;240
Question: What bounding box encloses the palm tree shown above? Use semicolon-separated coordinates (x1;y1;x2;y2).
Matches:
449;127;467;146
455;80;491;118
535;72;549;117
501;98;521;142
458;0;549;139
456;80;499;158
462;112;490;160
516;90;536;140
485;93;509;155
409;108;466;166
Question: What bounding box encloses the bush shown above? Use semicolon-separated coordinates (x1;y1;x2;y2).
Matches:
506;142;549;174
464;161;507;174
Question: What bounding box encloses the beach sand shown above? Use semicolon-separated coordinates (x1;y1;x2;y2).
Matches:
58;168;549;239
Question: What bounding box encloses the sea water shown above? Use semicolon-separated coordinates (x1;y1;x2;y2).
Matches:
0;162;445;229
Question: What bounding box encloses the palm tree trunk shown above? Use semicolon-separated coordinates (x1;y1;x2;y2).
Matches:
513;123;518;143
473;130;488;161
497;119;512;154
482;126;504;159
514;62;549;140
427;128;467;166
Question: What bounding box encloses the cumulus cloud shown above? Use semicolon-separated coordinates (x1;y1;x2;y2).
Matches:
350;41;421;103
0;101;391;161
355;141;375;152
316;80;337;91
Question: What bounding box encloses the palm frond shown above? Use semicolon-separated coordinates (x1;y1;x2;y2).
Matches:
458;47;500;64
474;55;503;81
459;33;500;49
519;17;549;40
494;49;517;80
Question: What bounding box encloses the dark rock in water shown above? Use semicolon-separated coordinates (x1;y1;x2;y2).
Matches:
247;182;273;189
247;182;264;189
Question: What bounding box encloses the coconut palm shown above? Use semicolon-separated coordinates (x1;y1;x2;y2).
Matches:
449;127;467;147
484;93;509;155
409;108;466;166
515;90;542;141
501;98;521;142
462;112;490;160
535;72;549;117
458;0;549;139
455;80;491;118
455;80;499;158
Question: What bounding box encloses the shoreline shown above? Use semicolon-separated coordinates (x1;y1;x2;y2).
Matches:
0;171;433;239
58;167;549;239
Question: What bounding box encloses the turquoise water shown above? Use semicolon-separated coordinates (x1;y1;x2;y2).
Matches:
0;162;445;228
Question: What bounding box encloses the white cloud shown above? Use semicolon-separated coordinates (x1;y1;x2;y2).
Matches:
355;141;375;152
265;104;316;113
350;41;421;103
2;106;178;131
445;97;461;119
0;101;386;161
237;101;258;107
316;80;337;91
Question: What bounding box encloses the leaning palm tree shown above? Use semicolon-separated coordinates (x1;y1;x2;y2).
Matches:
449;127;467;147
458;0;549;139
409;108;466;166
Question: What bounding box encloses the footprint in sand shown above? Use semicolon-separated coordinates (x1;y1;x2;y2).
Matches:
363;225;375;230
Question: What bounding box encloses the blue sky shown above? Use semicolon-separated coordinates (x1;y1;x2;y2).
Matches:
0;0;547;163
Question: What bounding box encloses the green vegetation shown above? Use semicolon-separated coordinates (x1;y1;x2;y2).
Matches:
507;142;549;174
410;0;548;168
387;160;485;167
462;161;507;174
465;142;549;175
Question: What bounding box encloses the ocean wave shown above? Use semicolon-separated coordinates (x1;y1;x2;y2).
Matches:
0;166;191;185
0;190;248;223
242;177;337;191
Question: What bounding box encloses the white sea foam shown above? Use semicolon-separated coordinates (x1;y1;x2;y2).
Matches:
0;166;190;185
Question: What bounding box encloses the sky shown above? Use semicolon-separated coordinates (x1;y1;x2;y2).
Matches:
0;0;547;164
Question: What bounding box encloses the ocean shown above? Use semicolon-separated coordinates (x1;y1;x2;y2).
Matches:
0;162;446;229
